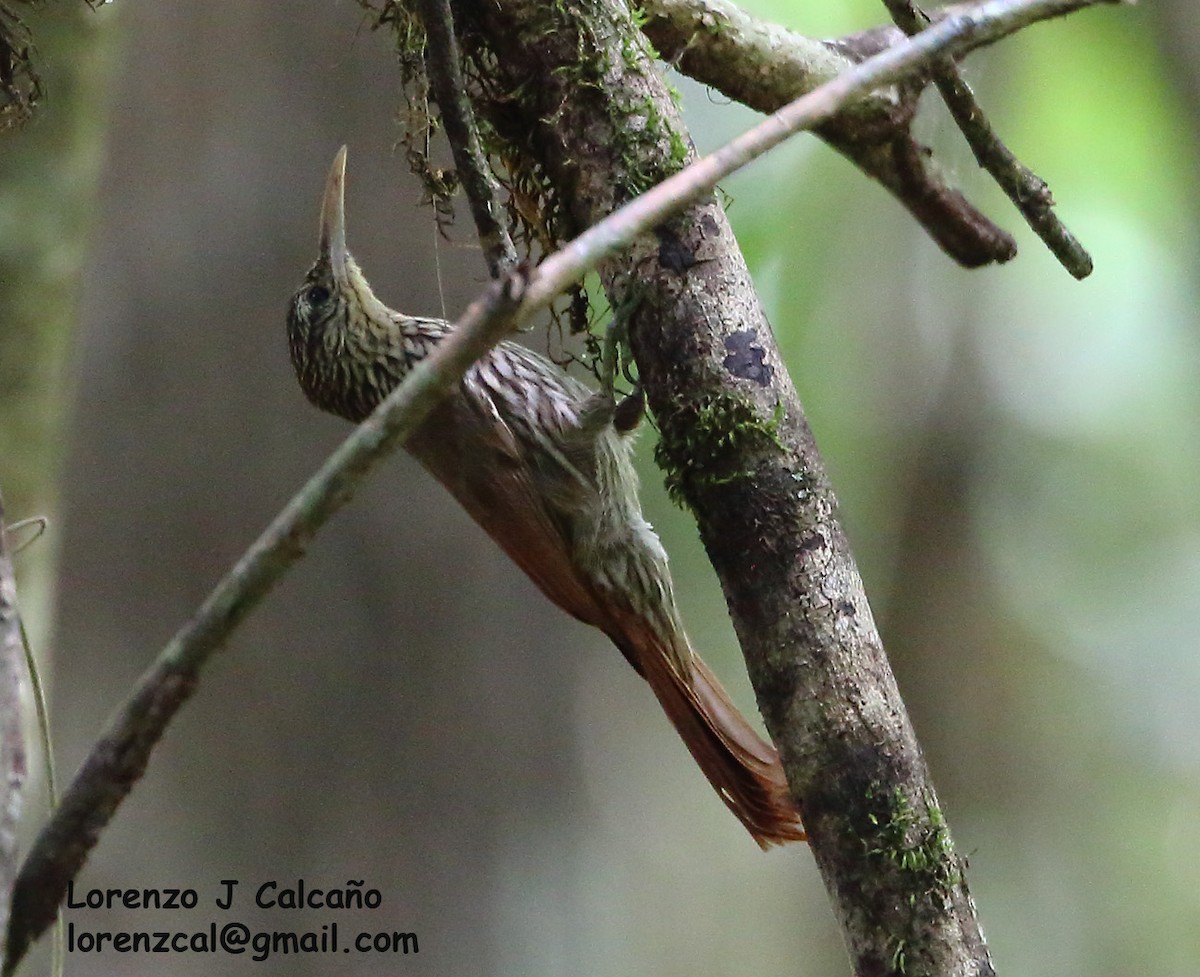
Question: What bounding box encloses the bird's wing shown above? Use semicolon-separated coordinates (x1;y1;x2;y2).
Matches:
405;378;607;631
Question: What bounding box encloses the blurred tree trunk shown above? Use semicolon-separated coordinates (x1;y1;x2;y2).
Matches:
13;2;1182;976
1152;0;1200;216
51;4;593;975
1153;0;1200;127
0;3;115;643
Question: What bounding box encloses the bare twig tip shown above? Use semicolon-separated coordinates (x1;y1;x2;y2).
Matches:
3;518;49;556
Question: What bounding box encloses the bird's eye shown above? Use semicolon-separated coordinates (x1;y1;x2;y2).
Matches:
305;284;331;306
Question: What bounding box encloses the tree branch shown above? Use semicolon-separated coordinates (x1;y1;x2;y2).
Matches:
3;0;1120;968
430;0;1116;973
641;0;1013;265
1;272;529;974
0;2;41;130
642;0;1097;274
413;0;517;276
878;0;1093;276
0;495;27;961
530;0;1111;303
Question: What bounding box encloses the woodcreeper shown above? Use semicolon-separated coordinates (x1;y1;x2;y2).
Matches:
287;148;805;847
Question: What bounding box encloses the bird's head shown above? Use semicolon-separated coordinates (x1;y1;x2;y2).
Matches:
287;146;394;418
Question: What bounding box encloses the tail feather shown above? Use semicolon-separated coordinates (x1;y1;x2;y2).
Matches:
617;625;806;848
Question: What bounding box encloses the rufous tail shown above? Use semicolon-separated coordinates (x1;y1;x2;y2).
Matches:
620;630;807;848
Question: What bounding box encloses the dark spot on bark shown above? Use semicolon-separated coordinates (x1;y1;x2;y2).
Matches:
838;600;856;617
857;952;890;977
752;655;804;729
723;330;773;386
655;225;695;272
797;532;826;555
700;212;719;237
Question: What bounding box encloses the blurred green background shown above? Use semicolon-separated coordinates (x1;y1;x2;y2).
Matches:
1;0;1196;974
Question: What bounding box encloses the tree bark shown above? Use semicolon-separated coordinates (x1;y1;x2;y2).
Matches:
451;1;993;973
0;2;115;640
0;495;28;961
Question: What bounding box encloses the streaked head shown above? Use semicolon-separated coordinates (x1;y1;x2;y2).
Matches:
287;146;390;417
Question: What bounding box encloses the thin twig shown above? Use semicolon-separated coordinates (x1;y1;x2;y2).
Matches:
528;0;1115;310
0;494;27;961
1;271;529;975
414;0;517;277
3;0;1117;966
2;517;46;556
643;0;1019;267
880;0;1094;277
934;68;1092;276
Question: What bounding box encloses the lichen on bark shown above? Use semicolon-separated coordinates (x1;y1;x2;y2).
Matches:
373;1;995;973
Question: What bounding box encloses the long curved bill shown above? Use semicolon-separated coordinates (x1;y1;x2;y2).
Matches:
319;145;349;282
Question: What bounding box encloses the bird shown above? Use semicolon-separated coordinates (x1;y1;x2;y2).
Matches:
286;147;806;847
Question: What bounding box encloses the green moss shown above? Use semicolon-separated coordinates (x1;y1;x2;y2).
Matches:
355;1;463;224
362;0;694;377
360;0;689;235
707;12;732;37
863;784;962;895
607;48;689;199
856;785;965;975
638;94;689;171
655;395;785;508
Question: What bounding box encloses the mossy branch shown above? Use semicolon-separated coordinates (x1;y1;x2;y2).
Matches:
4;0;1120;969
526;0;1116;306
641;0;1094;273
0;2;41;130
397;0;1117;974
413;0;517;276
